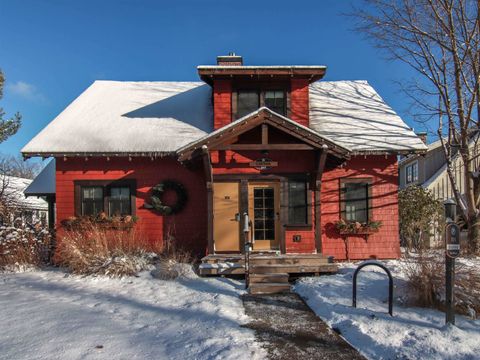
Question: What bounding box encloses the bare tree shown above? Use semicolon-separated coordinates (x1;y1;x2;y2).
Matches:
0;154;41;179
351;0;480;254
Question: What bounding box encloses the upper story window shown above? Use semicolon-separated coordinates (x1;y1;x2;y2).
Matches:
406;161;418;184
238;90;260;118
235;89;286;118
264;90;285;115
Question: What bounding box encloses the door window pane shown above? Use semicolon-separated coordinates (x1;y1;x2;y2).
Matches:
265;90;285;115
109;186;131;216
238;90;259;118
288;180;307;224
252;187;276;241
82;186;104;216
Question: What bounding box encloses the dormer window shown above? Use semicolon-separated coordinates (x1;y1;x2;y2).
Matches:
265;90;285;115
235;89;286;119
238;90;260;118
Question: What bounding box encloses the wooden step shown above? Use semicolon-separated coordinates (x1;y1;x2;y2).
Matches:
249;273;289;283
248;282;291;295
250;264;338;274
249;257;331;266
198;263;245;275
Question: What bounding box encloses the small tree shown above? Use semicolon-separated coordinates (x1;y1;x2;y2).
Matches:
399;185;444;252
0;69;21;143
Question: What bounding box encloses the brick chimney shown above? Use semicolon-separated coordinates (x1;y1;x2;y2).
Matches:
216;52;243;66
416;131;427;144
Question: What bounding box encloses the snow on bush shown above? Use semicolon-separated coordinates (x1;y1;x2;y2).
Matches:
55;221;161;277
151;236;196;280
0;219;51;271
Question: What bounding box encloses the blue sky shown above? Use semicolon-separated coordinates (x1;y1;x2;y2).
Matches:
0;0;423;164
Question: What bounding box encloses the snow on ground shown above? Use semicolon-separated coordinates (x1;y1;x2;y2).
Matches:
294;260;480;360
0;269;265;360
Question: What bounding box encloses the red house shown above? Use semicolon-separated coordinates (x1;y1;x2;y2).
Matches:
22;54;426;278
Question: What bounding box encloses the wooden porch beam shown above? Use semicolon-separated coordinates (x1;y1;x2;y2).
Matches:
201;146;214;255
214;144;314;151
314;145;328;254
261;124;268;145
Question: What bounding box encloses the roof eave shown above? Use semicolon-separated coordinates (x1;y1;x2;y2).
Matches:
21;151;177;159
197;66;327;85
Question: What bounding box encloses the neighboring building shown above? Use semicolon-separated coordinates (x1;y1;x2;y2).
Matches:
24;159;56;229
0;174;48;226
399;135;446;191
399;134;480;246
22;54;426;263
399;135;480;201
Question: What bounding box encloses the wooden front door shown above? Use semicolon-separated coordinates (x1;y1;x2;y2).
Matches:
248;182;280;251
213;182;240;252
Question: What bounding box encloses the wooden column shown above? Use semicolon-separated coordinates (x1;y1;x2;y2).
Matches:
314;145;328;253
202;146;214;255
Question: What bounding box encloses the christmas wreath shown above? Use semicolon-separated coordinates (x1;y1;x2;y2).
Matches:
146;180;188;215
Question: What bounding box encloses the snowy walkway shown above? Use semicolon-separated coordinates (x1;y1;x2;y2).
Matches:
0;269;266;360
242;293;364;360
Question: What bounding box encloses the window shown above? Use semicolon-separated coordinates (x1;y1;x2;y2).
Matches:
75;180;136;217
406;161;418;184
341;179;371;223
109;187;131;216
235;88;288;119
237;90;259;118
81;186;104;216
288;180;308;225
265;90;285;115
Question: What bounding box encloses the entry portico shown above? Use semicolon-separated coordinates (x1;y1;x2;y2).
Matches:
178;107;350;256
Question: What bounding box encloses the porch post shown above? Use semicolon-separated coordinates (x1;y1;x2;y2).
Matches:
201;146;214;254
314;145;328;253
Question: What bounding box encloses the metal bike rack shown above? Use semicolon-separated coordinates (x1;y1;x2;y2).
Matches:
352;261;393;316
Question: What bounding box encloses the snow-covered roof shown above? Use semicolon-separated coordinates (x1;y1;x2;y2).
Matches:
1;175;48;210
22;79;426;157
24;159;55;196
309;81;427;153
22;81;212;156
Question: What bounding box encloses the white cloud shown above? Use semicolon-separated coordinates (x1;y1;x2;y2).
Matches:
7;81;47;103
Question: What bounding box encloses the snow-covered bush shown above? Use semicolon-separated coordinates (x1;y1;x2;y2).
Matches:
404;252;480;318
55;220;160;277
0;220;51;270
151;234;194;280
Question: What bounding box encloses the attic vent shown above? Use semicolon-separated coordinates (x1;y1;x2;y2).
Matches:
217;53;243;66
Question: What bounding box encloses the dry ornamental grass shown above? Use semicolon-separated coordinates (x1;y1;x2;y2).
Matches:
404;252;480;318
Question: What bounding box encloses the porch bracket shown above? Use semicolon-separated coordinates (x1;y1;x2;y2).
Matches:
314;145;328;254
202;145;214;254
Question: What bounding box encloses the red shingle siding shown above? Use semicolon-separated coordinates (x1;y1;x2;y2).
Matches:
213;80;232;129
290;79;309;127
55;157;207;256
321;155;400;260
